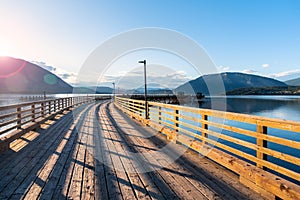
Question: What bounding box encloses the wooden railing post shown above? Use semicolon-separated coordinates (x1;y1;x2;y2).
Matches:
31;104;35;122
167;108;179;143
54;100;57;112
174;109;179;132
17;106;22;129
158;106;162;124
49;101;51;114
202;114;208;143
257;125;267;169
145;101;149;119
41;102;45;118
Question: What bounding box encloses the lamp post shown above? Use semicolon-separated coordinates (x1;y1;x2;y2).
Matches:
112;82;115;102
138;60;148;119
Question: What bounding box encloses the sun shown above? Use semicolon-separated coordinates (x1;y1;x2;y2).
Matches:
0;49;4;56
0;42;11;57
0;48;7;57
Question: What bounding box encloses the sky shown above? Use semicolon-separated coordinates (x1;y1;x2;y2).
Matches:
0;0;300;88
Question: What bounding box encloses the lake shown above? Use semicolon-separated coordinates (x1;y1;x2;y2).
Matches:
191;95;300;121
180;95;300;184
0;94;74;106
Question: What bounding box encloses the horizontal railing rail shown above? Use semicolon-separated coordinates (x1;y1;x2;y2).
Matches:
115;96;300;200
0;96;110;152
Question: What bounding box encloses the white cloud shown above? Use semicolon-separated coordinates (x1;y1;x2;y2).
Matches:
262;64;269;68
269;69;300;80
32;61;78;85
242;69;258;74
101;69;191;89
218;65;230;72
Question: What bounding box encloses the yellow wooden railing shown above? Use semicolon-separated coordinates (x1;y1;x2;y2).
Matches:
115;96;300;200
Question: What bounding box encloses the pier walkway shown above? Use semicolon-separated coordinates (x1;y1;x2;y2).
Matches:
0;101;263;199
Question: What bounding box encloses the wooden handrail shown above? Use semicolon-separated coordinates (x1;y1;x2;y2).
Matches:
115;96;300;200
0;96;97;137
0;95;111;153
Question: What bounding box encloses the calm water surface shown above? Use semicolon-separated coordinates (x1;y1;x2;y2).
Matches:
0;93;92;106
180;95;300;183
193;95;300;121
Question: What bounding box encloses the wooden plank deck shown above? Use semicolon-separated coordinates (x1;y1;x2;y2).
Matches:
0;101;264;199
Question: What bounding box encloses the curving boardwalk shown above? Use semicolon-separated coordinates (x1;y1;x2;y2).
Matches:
0;101;264;199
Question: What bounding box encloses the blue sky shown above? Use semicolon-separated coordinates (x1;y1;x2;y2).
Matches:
0;0;300;87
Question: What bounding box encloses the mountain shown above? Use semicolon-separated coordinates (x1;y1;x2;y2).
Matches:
226;86;300;95
127;87;173;95
0;57;72;94
73;86;113;94
285;77;300;86
174;72;287;95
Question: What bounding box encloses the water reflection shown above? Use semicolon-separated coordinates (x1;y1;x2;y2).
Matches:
189;96;300;121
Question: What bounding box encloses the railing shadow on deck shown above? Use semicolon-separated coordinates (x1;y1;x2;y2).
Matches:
0;110;75;198
105;103;252;199
94;104;174;199
0;103;95;199
115;96;300;200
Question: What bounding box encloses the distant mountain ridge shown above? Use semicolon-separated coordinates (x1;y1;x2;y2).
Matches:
175;72;287;95
0;57;291;96
0;57;72;94
285;77;300;86
226;86;300;95
73;86;113;94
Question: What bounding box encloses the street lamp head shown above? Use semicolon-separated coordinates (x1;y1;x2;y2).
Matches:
138;60;146;64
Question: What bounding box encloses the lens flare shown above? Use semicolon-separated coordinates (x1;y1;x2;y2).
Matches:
0;57;27;78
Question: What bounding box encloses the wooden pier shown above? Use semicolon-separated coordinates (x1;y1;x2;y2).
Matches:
0;97;299;199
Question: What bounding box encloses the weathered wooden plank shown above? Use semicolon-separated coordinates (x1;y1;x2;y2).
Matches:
100;105;134;199
98;106;123;200
108;103;182;200
81;109;96;200
103;107;152;200
9;131;40;152
67;124;88;200
108;131;164;200
45;104;94;200
113;101;270;199
0;113;68;172
23;112;81;200
94;116;109;200
120;118;216;200
1;114;74;199
39;120;79;200
0;113;72;187
110;103;183;200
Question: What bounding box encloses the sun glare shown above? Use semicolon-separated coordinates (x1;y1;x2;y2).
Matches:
0;48;8;57
0;42;11;57
0;49;4;56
